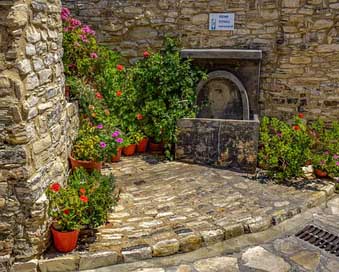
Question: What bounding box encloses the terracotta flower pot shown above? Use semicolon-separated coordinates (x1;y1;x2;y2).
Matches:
69;154;102;172
123;144;136;156
65;85;70;99
315;169;328;178
51;227;79;253
111;148;122;162
149;141;164;153
137;138;149;153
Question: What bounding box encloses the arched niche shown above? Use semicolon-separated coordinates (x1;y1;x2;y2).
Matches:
196;70;250;120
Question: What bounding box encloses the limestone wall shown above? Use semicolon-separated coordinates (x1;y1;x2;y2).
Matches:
0;0;78;265
63;0;339;121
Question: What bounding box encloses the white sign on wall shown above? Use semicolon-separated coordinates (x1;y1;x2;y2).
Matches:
209;13;235;31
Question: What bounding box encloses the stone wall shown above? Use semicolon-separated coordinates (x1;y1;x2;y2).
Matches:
63;0;339;121
0;0;78;266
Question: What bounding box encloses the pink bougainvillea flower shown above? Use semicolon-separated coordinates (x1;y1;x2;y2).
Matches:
112;131;120;138
143;51;150;58
136;113;143;120
324;150;330;155
116;90;122;97
116;138;123;143
80;34;88;43
50;183;61;192
298;113;304;119
95;92;103;99
99;142;107;148
61;7;70;21
336;161;339;166
90;52;98;59
80;195;88;203
97;124;103;129
82;25;95;35
292;125;300;131
70;18;81;27
333;154;339;160
116;64;124;71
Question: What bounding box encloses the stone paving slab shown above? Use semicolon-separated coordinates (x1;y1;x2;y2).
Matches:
30;155;335;272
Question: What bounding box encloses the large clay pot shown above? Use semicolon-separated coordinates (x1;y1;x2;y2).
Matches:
137;138;149;153
123;144;136;156
111;148;122;162
51;227;79;253
69;154;102;172
149;141;164;153
314;169;328;178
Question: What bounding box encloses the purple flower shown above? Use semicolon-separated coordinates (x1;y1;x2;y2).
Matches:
90;52;98;59
276;131;282;138
97;124;103;129
336;161;339;166
99;142;107;148
333;154;339;160
111;131;120;138
116;138;123;144
82;25;95;35
61;7;70;21
324;150;330;155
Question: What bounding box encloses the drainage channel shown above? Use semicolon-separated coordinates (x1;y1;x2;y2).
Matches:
296;225;339;257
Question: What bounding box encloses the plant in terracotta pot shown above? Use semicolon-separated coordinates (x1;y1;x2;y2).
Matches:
122;135;136;156
46;182;88;252
111;130;124;162
70;121;111;171
312;152;339;178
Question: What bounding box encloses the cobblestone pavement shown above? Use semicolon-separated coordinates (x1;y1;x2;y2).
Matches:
90;156;334;261
85;196;339;272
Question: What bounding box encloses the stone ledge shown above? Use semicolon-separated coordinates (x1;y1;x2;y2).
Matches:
181;49;263;60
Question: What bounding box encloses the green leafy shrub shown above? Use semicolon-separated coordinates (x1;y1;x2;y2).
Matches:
258;115;311;180
67;168;119;228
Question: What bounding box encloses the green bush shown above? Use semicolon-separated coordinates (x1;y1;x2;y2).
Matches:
258;116;311;180
67;168;119;228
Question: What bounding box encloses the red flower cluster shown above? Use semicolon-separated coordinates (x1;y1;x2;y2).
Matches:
116;90;122;97
50;183;61;192
136;113;143;120
95;92;103;99
298;113;304;119
143;51;150;58
292;125;300;131
63;209;70;215
80;195;88;203
79;188;86;195
116;64;124;71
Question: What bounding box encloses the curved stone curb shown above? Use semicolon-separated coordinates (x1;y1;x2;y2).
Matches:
11;183;335;272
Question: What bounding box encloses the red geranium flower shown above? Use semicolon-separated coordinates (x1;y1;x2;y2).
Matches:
63;209;70;215
117;64;124;71
298;113;304;119
95;92;103;99
50;183;61;192
79;188;86;195
80;195;88;203
136;113;143;120
292;125;300;131
116;90;122;97
143;51;150;58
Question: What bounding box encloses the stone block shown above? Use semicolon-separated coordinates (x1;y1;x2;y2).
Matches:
152;239;180;257
39;255;80;272
79;251;118;270
121;244;152;262
32;135;52;154
10;259;38;272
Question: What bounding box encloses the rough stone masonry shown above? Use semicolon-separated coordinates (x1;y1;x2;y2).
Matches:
0;0;78;266
63;0;339;122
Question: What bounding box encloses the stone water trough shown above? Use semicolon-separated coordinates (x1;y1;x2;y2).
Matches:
176;49;262;173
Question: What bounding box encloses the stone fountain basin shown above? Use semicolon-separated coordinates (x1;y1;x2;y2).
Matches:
175;116;260;173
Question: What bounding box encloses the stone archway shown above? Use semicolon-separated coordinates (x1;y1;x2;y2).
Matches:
196;70;250;120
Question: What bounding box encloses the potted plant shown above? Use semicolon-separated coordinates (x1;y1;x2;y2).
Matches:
70;121;111;171
46;182;88;252
122;136;136;156
111;130;124;162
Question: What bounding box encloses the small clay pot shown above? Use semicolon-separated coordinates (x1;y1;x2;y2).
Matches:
51;227;79;253
123;144;137;156
111;148;122;162
137;138;149;153
314;169;328;178
69;154;102;172
149;141;164;153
